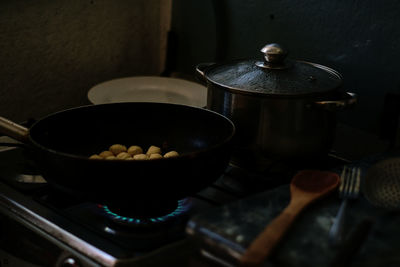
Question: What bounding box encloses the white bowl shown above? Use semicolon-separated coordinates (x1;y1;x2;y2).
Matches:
87;76;207;107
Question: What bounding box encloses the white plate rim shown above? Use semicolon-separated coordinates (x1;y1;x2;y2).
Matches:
87;76;207;107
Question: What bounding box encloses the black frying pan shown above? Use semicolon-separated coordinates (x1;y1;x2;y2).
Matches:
0;103;235;203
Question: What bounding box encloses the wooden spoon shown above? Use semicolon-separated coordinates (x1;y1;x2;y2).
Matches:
240;170;340;267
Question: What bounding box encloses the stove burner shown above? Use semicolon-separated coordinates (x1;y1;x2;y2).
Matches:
100;198;192;227
16;174;46;184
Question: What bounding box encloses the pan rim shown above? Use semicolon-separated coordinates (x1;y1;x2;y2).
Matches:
28;102;236;161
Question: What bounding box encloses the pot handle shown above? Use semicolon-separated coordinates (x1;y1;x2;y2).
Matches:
0;116;29;143
312;92;357;111
195;62;215;85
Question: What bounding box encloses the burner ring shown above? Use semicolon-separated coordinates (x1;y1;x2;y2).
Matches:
100;198;192;227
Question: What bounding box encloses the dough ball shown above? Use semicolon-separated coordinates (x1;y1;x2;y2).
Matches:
164;151;179;158
99;151;114;158
116;152;131;160
133;154;148;160
149;153;163;160
127;145;143;156
146;145;161;155
105;155;117;160
89;154;103;160
109;144;127;155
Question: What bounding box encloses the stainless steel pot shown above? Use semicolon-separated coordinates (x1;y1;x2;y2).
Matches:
196;43;357;169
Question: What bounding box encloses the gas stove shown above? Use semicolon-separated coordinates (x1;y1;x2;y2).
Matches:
0;145;347;267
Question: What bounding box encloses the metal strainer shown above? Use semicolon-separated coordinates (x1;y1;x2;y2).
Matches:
363;157;400;210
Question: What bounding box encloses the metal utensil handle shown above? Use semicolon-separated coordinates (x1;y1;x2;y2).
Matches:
0;116;29;143
329;198;348;246
313;92;357;111
329;218;374;267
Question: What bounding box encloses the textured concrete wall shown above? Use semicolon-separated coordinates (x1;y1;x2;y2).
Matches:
0;0;170;122
171;0;400;135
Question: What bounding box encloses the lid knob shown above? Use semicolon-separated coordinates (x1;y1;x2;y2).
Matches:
261;43;287;64
256;43;290;69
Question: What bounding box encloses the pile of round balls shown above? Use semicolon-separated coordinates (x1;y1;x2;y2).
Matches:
89;144;179;161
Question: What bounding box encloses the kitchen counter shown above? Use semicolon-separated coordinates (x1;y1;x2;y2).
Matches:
187;153;400;267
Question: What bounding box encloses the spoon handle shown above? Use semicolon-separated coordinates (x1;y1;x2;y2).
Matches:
239;200;306;267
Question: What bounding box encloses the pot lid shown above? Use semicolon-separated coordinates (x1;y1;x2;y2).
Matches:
204;43;342;96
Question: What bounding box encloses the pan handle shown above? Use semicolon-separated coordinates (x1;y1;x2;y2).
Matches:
0;117;29;143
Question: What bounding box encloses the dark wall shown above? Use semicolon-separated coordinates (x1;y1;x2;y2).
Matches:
171;0;400;136
0;0;166;122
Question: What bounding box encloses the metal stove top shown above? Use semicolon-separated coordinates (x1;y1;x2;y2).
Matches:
0;146;347;266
